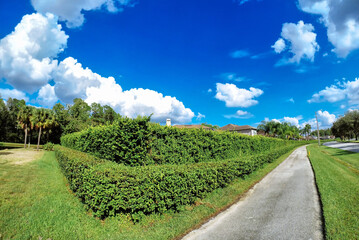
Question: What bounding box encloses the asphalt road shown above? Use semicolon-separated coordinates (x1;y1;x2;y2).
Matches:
323;141;359;153
183;146;323;240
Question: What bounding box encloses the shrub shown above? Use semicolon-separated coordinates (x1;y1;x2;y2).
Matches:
61;116;151;166
61;119;289;166
55;144;301;219
43;142;55;151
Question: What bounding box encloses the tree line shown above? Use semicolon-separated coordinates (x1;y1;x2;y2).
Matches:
257;120;332;140
0;97;119;147
331;110;359;140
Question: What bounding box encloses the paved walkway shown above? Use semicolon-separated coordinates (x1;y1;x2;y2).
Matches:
323;141;359;153
183;146;323;240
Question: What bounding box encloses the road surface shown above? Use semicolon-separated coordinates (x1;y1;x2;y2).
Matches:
183;146;323;240
323;141;359;153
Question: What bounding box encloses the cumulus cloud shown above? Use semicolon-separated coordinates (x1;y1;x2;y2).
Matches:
272;38;286;53
0;13;68;93
317;110;336;126
31;0;134;28
298;0;359;58
0;88;28;101
308;77;359;105
54;57;103;103
273;21;319;63
283;116;301;127
224;110;254;119
37;84;58;107
230;50;250;58
85;78;194;124
215;83;263;108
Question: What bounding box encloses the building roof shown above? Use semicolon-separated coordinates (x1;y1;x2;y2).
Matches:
219;124;257;131
173;124;212;130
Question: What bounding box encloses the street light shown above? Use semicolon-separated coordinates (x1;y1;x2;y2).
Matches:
315;111;320;146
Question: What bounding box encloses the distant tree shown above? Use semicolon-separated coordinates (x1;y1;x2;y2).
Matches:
17;106;32;148
68;98;91;122
0;97;9;142
91;102;104;125
103;105;117;123
201;123;220;129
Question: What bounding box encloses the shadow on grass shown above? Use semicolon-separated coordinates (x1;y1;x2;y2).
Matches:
0;151;13;156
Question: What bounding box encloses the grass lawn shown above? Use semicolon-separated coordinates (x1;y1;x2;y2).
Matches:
1;147;297;240
307;144;359;240
0;142;43;149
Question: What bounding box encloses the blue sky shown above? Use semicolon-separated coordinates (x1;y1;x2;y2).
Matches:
0;0;358;129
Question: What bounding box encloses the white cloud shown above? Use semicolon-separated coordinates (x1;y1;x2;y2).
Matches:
230;50;250;58
308;78;359;105
208;88;213;93
51;57;195;124
273;21;319;63
298;0;359;58
317;110;336;126
0;13;68;93
0;88;28;101
215;83;263;107
220;73;247;82
37;84;58;107
31;0;134;28
54;57;103;103
283;116;301;127
224;110;254;119
272;38;286;53
196;113;205;121
287;98;295;103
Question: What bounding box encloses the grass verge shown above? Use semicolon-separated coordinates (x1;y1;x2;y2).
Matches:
0;142;43;149
307;144;359;240
0;147;297;240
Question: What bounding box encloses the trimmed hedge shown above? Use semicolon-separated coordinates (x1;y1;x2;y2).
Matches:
148;124;286;164
61;118;288;166
55;143;301;220
61;116;151;166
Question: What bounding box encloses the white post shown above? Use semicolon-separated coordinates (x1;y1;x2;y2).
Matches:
166;118;171;126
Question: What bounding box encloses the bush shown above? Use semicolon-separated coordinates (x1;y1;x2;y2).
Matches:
55;144;301;219
43;142;55;151
61;116;151;166
61;119;289;166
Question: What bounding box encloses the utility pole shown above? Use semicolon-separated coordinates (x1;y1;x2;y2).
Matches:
315;112;320;146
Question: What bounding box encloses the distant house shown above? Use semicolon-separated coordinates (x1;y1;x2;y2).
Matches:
173;124;213;130
219;124;257;136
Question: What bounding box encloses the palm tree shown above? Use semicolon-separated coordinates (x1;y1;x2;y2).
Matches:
17;106;32;148
31;108;55;150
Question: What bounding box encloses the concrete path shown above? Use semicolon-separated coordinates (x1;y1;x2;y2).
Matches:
183;146;323;240
323;141;359;153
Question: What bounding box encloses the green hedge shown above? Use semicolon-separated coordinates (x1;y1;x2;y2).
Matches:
61;118;289;166
61;116;151;166
148;124;286;164
55;143;301;220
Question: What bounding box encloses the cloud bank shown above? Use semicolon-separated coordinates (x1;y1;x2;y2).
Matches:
0;11;195;124
308;78;359;106
298;0;359;57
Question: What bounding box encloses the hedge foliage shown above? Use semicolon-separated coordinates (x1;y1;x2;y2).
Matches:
61;117;288;166
61;116;151;166
55;143;302;220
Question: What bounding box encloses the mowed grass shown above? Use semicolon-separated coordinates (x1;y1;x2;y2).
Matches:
0;142;43;149
307;144;359;240
0;147;297;240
